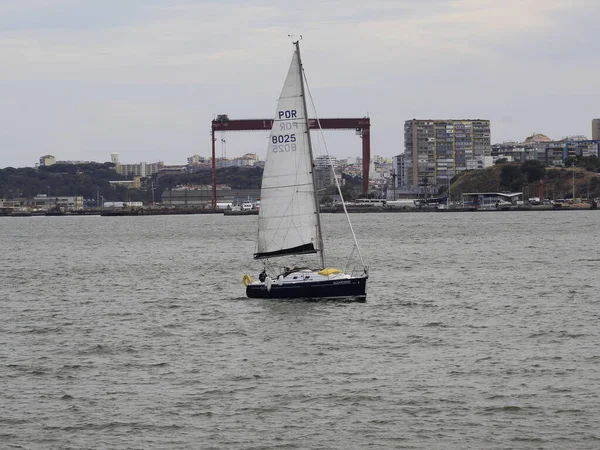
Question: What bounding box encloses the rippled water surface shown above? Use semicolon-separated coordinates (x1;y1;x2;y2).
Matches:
1;212;599;449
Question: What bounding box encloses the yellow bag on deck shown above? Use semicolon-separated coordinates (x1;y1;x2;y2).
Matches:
318;268;342;276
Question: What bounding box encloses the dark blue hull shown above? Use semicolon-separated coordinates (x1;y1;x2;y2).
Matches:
246;276;368;300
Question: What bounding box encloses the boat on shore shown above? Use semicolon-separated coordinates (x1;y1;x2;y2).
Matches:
10;207;32;217
223;209;258;216
386;199;419;210
223;200;259;215
100;208;221;216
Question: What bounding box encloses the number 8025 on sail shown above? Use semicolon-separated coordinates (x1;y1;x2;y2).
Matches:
272;134;297;152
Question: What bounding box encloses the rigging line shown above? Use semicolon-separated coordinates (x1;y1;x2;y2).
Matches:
301;68;366;270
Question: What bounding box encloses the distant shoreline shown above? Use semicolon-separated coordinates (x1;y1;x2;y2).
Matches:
2;206;596;217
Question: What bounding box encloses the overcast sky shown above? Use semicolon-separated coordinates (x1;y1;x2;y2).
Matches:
1;0;598;168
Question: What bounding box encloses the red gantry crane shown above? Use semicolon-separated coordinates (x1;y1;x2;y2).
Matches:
210;116;371;207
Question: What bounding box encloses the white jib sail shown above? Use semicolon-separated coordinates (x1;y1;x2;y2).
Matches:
255;46;320;259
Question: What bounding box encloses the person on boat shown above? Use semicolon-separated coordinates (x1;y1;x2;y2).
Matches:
259;269;267;282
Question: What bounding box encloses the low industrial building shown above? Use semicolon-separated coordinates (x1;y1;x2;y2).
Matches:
30;194;84;211
160;188;261;207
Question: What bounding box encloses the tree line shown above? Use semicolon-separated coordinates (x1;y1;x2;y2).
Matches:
0;163;127;203
0;164;267;205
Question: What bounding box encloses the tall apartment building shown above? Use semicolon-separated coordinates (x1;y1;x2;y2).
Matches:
403;119;491;188
593;119;600;141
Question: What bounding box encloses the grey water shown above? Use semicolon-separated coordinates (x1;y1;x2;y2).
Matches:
1;212;599;449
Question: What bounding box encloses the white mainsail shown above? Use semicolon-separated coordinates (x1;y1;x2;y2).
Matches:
254;45;321;260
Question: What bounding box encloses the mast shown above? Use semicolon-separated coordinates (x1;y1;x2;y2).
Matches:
296;41;325;269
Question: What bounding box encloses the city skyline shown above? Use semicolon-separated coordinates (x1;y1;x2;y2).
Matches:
1;0;599;168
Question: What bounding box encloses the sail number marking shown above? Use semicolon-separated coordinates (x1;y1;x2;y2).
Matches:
278;110;297;119
273;111;299;152
272;134;296;144
272;134;297;152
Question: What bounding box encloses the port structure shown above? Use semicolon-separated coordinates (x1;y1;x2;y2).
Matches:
210;117;371;207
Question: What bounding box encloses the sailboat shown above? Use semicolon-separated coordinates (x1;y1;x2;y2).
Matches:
244;41;369;300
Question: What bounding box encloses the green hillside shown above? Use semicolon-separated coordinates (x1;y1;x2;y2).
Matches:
450;159;600;200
